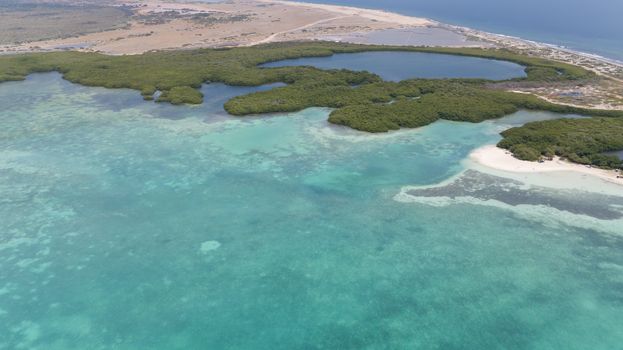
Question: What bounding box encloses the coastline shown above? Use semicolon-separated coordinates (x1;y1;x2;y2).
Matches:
257;0;435;27
469;144;623;188
0;0;621;109
274;1;623;110
0;1;621;77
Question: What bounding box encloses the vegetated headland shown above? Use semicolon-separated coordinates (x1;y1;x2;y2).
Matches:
1;41;622;168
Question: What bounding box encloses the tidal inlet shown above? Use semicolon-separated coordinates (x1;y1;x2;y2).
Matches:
1;0;623;349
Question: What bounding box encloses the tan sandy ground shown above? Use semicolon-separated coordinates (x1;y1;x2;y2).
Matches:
0;0;433;55
257;0;434;26
470;145;623;186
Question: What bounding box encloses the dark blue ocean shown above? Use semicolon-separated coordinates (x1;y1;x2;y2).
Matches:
298;0;623;62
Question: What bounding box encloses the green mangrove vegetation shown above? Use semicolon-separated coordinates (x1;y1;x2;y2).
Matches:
157;86;203;105
225;78;622;133
0;41;622;167
0;41;594;103
498;118;623;169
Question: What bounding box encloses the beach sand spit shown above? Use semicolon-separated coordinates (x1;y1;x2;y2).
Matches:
470;145;623;187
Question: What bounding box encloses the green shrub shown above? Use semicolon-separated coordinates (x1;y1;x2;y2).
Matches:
157;86;203;105
498;118;623;169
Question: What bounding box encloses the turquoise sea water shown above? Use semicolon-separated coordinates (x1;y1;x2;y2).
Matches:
1;73;623;349
261;52;527;81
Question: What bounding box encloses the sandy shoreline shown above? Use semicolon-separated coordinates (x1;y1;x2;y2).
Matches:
257;0;435;27
469;145;623;187
0;0;435;55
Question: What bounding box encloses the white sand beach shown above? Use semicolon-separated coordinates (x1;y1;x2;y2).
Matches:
469;145;623;188
259;0;435;27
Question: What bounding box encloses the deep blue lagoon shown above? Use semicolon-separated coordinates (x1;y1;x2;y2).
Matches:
0;72;622;349
261;51;527;81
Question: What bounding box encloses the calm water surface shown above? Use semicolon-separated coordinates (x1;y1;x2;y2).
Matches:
297;0;623;61
261;51;527;81
605;150;623;160
1;73;622;349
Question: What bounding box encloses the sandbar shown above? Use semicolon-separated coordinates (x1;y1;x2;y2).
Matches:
469;145;623;188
